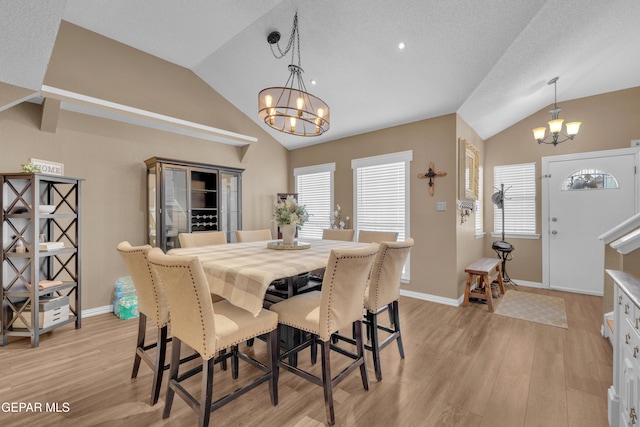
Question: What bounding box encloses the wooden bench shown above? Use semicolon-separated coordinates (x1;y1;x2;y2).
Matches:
462;257;505;312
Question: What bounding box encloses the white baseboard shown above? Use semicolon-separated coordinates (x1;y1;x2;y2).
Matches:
399;289;463;307
85;281;549;315
82;305;114;318
510;279;543;288
400;279;544;308
549;285;603;296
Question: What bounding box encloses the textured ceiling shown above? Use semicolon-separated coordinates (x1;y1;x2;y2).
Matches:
2;0;640;150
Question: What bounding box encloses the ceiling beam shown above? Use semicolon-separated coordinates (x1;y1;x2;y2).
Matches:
40;84;257;147
40;97;61;133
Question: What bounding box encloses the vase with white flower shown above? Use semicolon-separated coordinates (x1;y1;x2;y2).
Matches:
274;195;309;245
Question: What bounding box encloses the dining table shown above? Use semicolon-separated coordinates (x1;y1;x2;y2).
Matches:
167;238;371;315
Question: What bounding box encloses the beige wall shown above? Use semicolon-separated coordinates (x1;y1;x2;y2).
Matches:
484;86;640;283
45;22;255;137
0;103;287;310
0;22;290;311
456;116;486;296
0;82;37;110
290;114;473;300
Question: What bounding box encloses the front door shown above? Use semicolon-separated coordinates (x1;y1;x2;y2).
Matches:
542;148;639;295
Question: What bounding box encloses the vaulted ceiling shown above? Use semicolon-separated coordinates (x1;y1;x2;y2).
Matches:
2;0;640;150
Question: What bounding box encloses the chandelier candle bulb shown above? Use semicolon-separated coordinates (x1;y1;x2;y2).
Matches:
296;97;304;116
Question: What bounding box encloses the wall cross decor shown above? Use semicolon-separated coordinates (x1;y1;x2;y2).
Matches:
418;161;447;196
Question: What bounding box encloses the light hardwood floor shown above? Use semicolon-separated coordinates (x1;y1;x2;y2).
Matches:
0;287;611;426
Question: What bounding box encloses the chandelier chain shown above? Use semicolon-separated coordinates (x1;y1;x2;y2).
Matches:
269;11;302;68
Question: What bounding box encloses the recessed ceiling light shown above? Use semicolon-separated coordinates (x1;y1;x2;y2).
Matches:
398;41;406;50
310;79;317;85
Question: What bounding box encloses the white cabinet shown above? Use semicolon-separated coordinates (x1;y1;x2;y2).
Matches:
609;270;640;426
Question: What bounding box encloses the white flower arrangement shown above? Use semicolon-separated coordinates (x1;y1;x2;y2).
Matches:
331;204;350;229
273;195;309;228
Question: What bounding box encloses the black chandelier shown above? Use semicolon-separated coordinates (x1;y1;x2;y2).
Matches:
258;12;330;136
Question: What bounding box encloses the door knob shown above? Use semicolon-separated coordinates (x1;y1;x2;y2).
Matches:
551;230;558;235
551;217;558;222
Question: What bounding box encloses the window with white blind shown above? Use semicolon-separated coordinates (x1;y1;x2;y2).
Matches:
475;166;484;237
493;162;537;237
352;151;412;279
294;163;335;240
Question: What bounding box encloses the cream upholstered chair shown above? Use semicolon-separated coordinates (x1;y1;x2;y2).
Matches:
305;229;356;285
147;248;279;427
178;231;227;248
363;238;413;381
235;228;272;242
322;228;355;241
357;230;399;243
116;241;199;405
269;244;379;426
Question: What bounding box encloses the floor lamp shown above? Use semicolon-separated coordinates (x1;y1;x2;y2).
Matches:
491;184;517;288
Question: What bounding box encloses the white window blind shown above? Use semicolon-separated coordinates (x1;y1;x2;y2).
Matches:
352;150;412;279
475;165;484;235
294;163;335;240
493;162;536;235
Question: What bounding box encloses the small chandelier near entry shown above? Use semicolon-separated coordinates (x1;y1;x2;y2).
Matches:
258;12;330;137
532;77;581;146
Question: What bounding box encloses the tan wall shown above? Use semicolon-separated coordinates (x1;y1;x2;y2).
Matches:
45;22;256;137
456;116;486;296
484;86;640;283
0;82;37;110
0;103;287;310
41;20;290;233
0;19;289;311
290;114;462;300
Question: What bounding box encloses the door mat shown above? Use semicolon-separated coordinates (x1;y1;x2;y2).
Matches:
494;290;568;329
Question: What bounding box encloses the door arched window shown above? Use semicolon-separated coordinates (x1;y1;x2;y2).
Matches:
562;169;619;191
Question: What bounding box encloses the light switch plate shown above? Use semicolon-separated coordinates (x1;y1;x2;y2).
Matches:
436;202;446;212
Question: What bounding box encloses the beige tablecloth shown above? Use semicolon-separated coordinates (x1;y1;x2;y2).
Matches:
169;239;369;315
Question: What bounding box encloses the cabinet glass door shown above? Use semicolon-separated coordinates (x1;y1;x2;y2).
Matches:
162;166;188;250
147;165;157;247
220;171;241;242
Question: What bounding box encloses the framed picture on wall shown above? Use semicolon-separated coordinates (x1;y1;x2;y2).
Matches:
459;138;479;200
